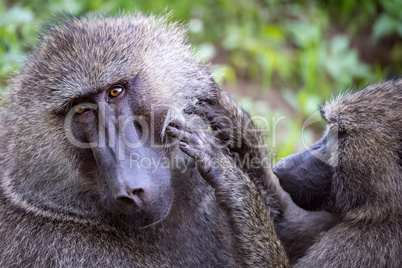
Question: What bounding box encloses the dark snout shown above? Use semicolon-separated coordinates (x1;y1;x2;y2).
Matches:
273;138;333;211
90;118;170;215
110;169;160;214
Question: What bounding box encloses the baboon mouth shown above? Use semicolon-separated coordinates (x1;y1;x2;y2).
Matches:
140;201;172;229
138;188;174;226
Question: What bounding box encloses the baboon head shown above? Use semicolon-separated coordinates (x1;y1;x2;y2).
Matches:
274;80;402;215
1;15;215;228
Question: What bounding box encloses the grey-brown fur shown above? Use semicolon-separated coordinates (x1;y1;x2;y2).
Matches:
192;78;402;266
0;14;287;267
293;79;402;267
188;85;338;263
166;121;288;266
184;85;284;217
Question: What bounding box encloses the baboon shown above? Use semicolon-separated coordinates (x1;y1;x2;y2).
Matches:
190;79;402;266
273;79;402;267
0;14;288;267
186;84;338;263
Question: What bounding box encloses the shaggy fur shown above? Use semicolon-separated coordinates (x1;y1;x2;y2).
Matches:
194;79;402;267
0;14;287;267
294;79;402;267
187;84;338;263
166;121;288;267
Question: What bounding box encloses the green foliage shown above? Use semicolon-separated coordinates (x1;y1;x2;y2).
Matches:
0;0;400;161
373;0;402;40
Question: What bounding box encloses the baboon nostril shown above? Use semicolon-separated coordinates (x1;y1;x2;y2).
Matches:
115;195;134;204
131;188;144;196
130;188;145;207
114;189;145;213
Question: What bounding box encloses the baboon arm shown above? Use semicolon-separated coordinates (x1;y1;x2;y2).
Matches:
212;162;289;267
189;88;283;217
166;123;288;267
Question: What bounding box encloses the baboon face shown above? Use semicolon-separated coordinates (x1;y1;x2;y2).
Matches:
64;80;175;225
45;18;180;227
273;132;335;211
274;80;402;214
5;16;212;228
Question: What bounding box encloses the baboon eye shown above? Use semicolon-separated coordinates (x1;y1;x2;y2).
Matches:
75;105;90;114
108;86;123;99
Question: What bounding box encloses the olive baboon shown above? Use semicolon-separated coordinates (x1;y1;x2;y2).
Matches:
190;79;402;266
187;85;338;263
273;79;402;267
0;14;288;267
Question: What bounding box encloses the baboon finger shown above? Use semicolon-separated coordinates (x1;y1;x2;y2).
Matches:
168;121;185;130
179;141;199;159
166;125;181;138
166;125;204;147
179;141;217;183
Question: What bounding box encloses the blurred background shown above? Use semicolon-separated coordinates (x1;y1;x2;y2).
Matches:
1;0;401;164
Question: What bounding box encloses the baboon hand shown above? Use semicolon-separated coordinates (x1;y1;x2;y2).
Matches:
184;100;239;151
166;122;232;189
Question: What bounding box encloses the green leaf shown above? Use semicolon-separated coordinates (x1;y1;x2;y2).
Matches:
0;6;34;26
373;14;397;40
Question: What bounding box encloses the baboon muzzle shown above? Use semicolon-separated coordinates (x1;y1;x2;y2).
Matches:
89;117;169;215
273;137;332;211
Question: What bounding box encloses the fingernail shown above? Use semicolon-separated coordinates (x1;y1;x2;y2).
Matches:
179;142;188;147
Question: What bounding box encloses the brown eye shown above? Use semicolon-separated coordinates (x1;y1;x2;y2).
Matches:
75;105;88;114
108;87;123;99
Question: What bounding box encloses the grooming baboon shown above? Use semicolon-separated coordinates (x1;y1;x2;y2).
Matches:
0;14;288;267
273;79;402;267
190;79;402;266
187;85;338;263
